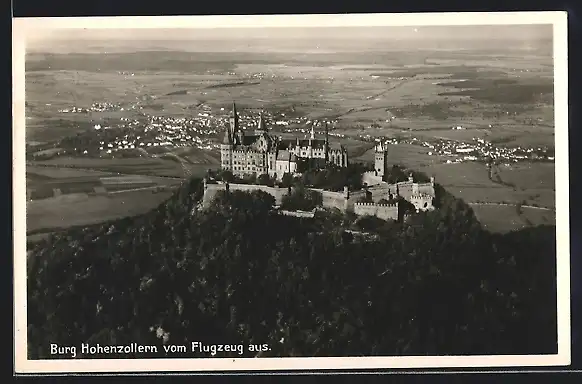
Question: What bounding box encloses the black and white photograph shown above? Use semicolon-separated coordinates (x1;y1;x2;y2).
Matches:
13;12;570;373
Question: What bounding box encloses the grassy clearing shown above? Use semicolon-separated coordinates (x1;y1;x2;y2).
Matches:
420;162;517;204
520;206;556;226
471;204;555;233
418;162;555;208
496;162;555;190
419;162;493;187
26;190;174;233
354;143;447;168
26;166;116;178
31;157;186;177
25;163;184;202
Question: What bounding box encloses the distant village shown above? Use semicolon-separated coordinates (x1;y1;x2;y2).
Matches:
33;98;555;166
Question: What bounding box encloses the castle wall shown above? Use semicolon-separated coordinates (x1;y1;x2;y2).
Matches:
203;182;291;207
204;182;378;215
317;189;346;211
395;182;414;200
346;191;366;211
367;184;393;202
308;188;364;212
354;202;399;221
417;182;435;196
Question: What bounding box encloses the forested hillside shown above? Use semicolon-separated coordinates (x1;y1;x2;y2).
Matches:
27;177;557;359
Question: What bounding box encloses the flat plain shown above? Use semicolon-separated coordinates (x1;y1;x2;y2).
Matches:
24;44;555;235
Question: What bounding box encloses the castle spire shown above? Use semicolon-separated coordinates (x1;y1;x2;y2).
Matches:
229;102;239;130
310;125;315;140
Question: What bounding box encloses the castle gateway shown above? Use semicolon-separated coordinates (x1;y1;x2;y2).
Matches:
220;103;348;180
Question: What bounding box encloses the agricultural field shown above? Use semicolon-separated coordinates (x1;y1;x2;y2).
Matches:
26;165;118;198
355;143;447;168
24;148;218;234
25;161;184;237
495;162;555;191
418;161;556;232
418;161;555;207
470;205;527;233
491;162;556;208
30;156;190;177
26;189;174;234
470;204;554;233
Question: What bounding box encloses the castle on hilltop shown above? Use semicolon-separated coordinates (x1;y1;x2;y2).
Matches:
220;103;349;180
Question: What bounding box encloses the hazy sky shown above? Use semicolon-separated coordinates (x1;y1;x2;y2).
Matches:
29;25;552;41
25;25;553;53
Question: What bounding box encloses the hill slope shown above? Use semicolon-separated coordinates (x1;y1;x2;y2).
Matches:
27;178;557;358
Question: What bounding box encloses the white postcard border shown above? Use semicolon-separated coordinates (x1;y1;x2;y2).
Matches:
13;11;570;373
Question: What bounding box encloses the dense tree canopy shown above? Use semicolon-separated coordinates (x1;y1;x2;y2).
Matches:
27;177;557;359
281;186;323;211
299;163;370;191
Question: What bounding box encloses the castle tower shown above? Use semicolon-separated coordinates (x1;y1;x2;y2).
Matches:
220;122;233;171
308;125;315;158
343;146;349;167
343;186;350;212
229;102;239;141
374;141;388;178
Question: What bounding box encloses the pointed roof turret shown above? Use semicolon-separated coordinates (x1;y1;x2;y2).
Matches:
230;102;239;126
310;125;315;140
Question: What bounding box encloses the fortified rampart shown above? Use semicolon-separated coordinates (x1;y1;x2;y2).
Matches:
201;177;439;221
203;180;366;214
366;184;394;202
309;187;366;212
353;202;399;221
203;182;290;207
